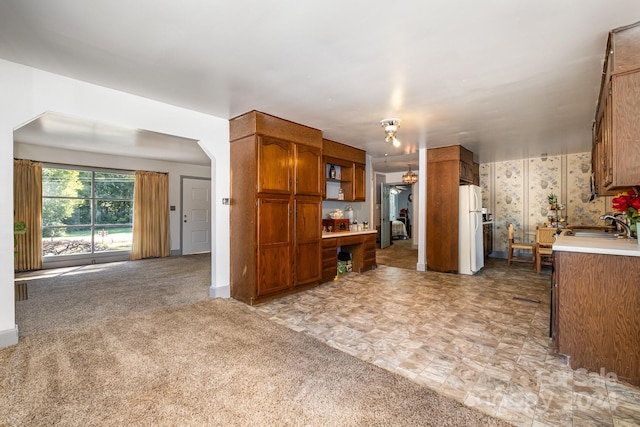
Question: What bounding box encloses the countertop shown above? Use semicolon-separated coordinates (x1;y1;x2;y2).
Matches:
554;230;640;257
322;229;377;239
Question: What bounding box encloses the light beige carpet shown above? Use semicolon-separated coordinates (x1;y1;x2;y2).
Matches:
4;256;512;426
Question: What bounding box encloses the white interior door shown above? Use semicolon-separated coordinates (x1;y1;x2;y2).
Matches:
380;183;391;249
182;177;212;254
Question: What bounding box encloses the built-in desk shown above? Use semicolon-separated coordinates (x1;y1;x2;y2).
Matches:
321;230;377;283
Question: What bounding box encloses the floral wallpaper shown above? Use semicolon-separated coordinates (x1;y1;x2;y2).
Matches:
481;152;610;257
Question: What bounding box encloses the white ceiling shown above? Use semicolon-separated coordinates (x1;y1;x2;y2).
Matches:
1;1;638;172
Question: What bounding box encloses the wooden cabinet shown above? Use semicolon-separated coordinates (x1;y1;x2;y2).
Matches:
257;136;292;194
554;250;640;386
230;111;323;305
320;232;377;283
322;139;366;201
459;161;474;184
295;144;322;196
473;162;480;186
363;233;377;270
295;198;322;286
426;145;476;273
592;22;640;193
354;163;366;201
482;222;493;258
321;238;338;283
324;160;353;200
256;197;292;296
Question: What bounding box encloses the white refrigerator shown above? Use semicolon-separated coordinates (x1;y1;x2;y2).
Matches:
458;185;484;275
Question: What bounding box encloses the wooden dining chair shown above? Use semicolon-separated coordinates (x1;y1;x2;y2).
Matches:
507;223;536;269
536;226;557;273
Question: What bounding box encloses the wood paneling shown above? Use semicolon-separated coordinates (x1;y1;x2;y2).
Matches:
556;251;640;386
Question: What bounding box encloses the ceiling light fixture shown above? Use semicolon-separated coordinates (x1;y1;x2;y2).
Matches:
402;164;418;185
380;118;401;148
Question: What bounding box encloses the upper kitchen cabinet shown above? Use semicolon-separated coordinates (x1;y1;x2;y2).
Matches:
294;143;322;196
593;22;640;193
257;136;322;196
257;136;292;194
322;139;366;202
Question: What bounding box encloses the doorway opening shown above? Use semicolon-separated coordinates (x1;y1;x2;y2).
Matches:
376;182;417;269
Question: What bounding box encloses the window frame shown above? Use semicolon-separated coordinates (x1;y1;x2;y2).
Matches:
42;163;135;267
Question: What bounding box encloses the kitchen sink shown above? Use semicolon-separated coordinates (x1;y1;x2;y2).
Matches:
564;230;622;239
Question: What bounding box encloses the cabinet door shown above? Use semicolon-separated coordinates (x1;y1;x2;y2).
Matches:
257;197;292;296
602;89;613;187
354;163;366;201
321;238;338;283
295;144;322;196
257;136;292;194
611;71;640;187
295;198;321;286
459;161;474;184
363;233;377;271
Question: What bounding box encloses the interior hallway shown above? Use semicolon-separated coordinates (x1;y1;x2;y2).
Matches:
255;258;640;427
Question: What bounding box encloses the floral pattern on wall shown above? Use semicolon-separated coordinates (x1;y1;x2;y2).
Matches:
480;151;611;257
480;163;490;209
493;160;525;252
566;152;605;226
529;155;561;230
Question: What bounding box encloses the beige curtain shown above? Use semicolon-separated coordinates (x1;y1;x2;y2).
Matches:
14;159;43;271
131;171;170;260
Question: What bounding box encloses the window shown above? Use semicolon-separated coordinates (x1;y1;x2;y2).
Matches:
42;166;135;257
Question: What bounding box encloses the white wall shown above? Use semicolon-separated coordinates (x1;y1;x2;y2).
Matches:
14;143;211;254
0;59;230;347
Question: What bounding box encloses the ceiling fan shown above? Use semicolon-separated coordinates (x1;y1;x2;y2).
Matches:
380;118;401;148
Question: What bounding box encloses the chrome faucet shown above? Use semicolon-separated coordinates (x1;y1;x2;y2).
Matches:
600;214;632;238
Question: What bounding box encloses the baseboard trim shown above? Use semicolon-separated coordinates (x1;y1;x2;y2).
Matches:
209;284;230;299
0;325;19;348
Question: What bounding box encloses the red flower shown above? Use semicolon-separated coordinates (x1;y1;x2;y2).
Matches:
612;187;640;224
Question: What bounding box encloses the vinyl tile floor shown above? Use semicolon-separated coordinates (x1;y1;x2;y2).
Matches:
254;258;640;427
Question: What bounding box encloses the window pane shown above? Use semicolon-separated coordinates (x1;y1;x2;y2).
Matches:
95;173;135;199
42;227;92;256
94;226;133;252
95;200;133;225
42;199;91;226
42;168;91;197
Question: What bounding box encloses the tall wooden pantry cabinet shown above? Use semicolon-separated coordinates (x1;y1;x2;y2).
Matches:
229;111;323;305
426;145;476;273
